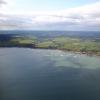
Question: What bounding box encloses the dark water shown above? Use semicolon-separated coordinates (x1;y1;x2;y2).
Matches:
0;48;100;100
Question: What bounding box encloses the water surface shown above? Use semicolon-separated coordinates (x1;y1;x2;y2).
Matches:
0;48;100;100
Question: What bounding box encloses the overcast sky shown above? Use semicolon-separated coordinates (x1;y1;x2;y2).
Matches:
0;0;100;31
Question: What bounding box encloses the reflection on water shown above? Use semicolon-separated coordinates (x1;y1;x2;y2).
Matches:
44;50;100;69
0;48;100;100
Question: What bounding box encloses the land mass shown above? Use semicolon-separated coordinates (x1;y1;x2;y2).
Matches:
0;34;100;56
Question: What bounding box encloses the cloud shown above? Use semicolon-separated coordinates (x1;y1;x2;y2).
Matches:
0;15;34;29
0;0;8;14
0;0;7;7
0;1;100;30
30;1;100;29
0;0;6;4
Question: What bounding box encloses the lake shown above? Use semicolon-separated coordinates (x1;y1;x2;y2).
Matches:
0;48;100;100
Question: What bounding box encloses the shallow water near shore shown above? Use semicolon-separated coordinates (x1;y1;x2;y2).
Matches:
0;48;100;100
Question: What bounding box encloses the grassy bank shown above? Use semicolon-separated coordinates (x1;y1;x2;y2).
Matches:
0;35;100;56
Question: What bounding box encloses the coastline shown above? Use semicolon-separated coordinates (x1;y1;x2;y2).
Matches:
0;46;100;57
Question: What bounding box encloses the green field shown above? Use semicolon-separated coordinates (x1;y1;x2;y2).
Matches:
0;36;100;56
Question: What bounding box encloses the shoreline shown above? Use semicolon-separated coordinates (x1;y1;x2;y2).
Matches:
0;46;100;57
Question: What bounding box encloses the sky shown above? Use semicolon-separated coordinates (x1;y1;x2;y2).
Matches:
0;0;100;31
